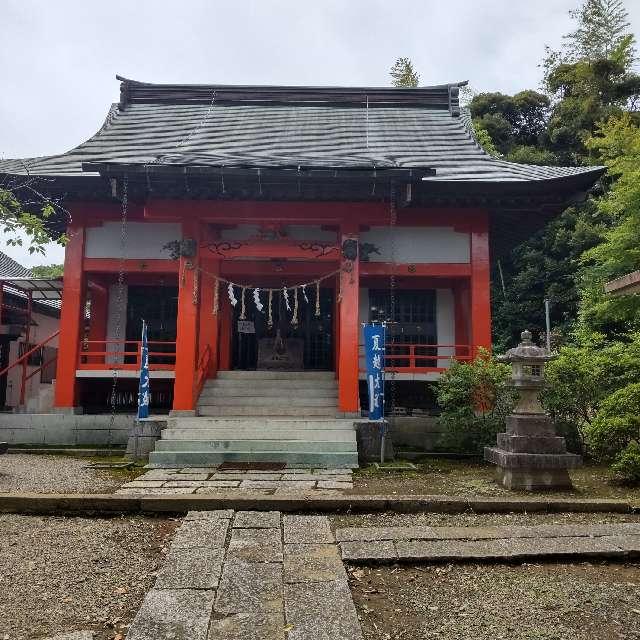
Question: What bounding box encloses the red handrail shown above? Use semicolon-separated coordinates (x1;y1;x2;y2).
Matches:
0;329;60;378
359;342;475;372
194;344;212;402
78;339;177;370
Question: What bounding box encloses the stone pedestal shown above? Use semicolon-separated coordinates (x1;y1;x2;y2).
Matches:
125;418;166;461
354;420;395;464
485;414;581;491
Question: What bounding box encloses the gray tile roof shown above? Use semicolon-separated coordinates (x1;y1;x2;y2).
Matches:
0;251;32;278
0;78;603;185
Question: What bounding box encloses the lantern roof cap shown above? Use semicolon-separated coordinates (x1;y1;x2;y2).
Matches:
499;330;554;363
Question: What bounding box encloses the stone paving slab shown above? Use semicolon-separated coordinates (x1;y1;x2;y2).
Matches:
283;515;334;544
207;611;285;640
284;554;347;583
233;510;281;529
215;560;283;614
341;540;398;561
284;580;364;640
117;467;354;495
128;588;216;640
155;546;225;589
228;528;283;562
284;543;342;560
171;518;229;549
185;509;234;520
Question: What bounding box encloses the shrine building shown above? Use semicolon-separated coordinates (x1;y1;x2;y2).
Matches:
0;78;603;465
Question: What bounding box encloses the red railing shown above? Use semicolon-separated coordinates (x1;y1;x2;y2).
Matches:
0;329;60;406
78;340;176;370
360;343;475;373
194;344;213;402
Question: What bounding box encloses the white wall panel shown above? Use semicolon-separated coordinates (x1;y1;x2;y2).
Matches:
360;226;469;263
85;222;181;259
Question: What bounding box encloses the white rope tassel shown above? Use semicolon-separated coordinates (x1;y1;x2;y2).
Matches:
315;281;321;317
291;287;299;326
283;286;291;312
268;290;273;328
239;287;247;320
228;282;238;307
253;288;264;312
212;277;220;314
302;284;309;304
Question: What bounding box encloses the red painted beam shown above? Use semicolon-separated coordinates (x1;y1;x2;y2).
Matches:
359;263;471;277
470;212;492;351
204;241;339;261
83;258;179;274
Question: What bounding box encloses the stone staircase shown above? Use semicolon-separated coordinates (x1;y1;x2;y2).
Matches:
148;371;359;468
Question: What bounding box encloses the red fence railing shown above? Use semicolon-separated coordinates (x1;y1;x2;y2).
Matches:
360;343;475;373
78;340;176;370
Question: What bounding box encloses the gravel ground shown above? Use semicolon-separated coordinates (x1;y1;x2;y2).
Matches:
331;511;640;529
0;514;178;640
0;455;131;494
353;460;640;503
349;561;640;639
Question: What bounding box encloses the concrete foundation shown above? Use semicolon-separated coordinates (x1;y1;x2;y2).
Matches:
0;413;149;446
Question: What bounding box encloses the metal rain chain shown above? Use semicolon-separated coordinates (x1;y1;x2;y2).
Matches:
107;174;129;450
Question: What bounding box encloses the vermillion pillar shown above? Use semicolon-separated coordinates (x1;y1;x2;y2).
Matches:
337;223;360;414
198;254;221;378
54;223;86;411
172;220;202;413
453;281;470;359
470;212;492;355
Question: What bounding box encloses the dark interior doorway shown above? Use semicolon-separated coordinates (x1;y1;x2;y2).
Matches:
232;288;334;370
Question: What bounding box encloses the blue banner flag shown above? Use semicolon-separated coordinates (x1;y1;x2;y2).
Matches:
137;320;150;419
363;323;386;420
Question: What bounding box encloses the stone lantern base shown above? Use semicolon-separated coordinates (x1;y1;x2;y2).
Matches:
484;414;582;491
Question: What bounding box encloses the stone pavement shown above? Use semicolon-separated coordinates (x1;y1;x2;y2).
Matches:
128;510;363;640
336;522;640;562
117;467;353;495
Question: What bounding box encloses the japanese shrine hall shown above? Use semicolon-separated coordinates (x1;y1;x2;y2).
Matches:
0;78;603;465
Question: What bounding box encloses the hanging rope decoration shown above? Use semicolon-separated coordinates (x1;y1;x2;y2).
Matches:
253;288;264;313
315;280;321;317
228;283;238;307
196;265;340;325
239;287;247;320
292;287;299;326
212;278;220;315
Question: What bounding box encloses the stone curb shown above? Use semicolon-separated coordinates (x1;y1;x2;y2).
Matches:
0;493;634;515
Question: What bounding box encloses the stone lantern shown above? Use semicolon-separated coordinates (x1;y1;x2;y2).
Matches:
484;330;581;490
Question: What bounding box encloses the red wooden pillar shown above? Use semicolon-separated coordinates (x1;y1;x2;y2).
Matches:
87;282;109;364
337;224;360;413
54;223;86;410
470;212;492;355
333;274;340;379
198;255;221;378
453;281;470;359
172;220;202;413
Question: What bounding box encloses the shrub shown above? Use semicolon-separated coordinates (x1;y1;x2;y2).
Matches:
611;442;640;485
587;382;640;462
436;351;517;454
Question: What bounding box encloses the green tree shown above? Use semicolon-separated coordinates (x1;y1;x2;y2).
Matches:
0;187;66;255
578;113;640;337
390;57;419;88
31;264;64;279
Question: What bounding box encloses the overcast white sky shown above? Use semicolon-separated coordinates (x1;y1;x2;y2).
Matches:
1;0;639;267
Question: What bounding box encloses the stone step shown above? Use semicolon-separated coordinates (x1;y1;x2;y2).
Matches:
167;417;355;430
148;449;358;468
204;378;337;390
154;439;356;453
197;395;337;407
161;428;356;442
198;386;338;398
216;370;335;380
198;406;339;417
